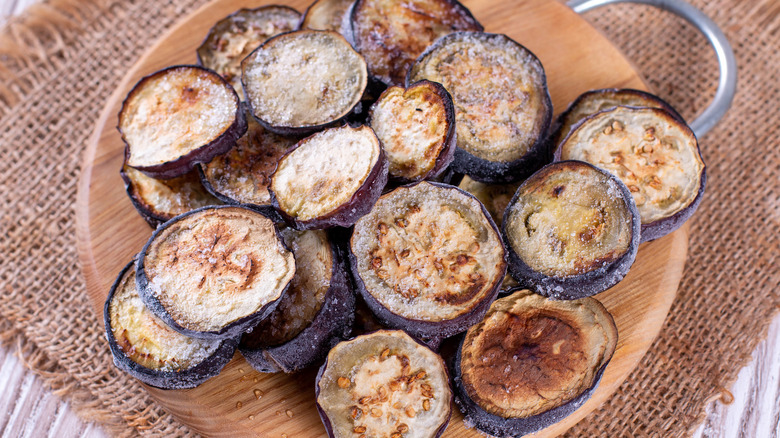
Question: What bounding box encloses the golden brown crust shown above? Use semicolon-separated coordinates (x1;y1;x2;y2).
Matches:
559;107;703;225
197;6;300;96
352;0;482;86
120;66;239;170
201;111;297;206
370;82;452;181
142;207;295;333
459;290;617;419
503;161;633;277
109;264;221;371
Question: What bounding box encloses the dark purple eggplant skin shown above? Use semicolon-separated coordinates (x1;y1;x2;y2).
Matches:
118;65;247;180
369;80;457;183
501;161;641;300
239;235;356;373
449;331;608;438
640;167;706;242
119;167;169;228
314;330;452;438
135;205;292;340
104;260;238;390
406;33;554;185
269;132;390;230
552;108;705;243
241;30;367;137
549;88;685;150
349;181;507;340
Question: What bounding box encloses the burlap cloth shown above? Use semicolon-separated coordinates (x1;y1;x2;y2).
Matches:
0;0;777;436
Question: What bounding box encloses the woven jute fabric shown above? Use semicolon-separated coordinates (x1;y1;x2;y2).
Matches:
0;0;777;436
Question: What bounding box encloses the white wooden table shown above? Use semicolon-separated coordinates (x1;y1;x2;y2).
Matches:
1;1;777;437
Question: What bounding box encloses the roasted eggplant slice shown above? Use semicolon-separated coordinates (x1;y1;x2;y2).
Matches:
458;176;521;228
557;106;705;242
270;125;388;229
551;88;684;149
369;80;456;182
119;65;246;179
316;330;452;438
136;206;296;340
408;32;553;184
453;289;617;437
242;30;367;135
240;229;355;373
196;6;301;97
350;0;482;86
121;165;221;228
300;0;354;34
199;106;298;218
350;181;506;340
105;261;236;389
503;161;640;299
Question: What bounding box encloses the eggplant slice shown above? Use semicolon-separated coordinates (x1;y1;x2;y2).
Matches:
457;175;521;228
270;125;388;229
104;261;236;389
350;181;506;340
240;229;355;373
242;30;367;135
350;0;482;86
136;205;296;340
503;161;640;299
551;88;684;149
121;165;221;228
119;65;246;179
557;106;705;242
369;80;456;182
196;6;301;98
316;330;452;438
300;0;354;34
408;32;553;184
453;289;617;437
199;106;299;218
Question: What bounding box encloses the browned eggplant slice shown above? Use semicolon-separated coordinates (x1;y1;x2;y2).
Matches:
199;106;299;219
551;88;684;149
270;125;388;229
457;176;521;228
350;0;482;86
316;330;452;438
239;229;355;373
557;106;705;242
121;165;221;228
369;80;456;182
453;289;617;437
104;260;237;389
119;65;246;179
136;206;296;340
408;32;553;184
196;6;301;97
502;161;640;299
349;181;506;340
242;30;367;135
300;0;354;34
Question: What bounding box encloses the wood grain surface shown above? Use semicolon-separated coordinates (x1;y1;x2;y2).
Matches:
73;0;690;436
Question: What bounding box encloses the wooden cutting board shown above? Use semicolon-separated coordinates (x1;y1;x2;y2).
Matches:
76;0;689;436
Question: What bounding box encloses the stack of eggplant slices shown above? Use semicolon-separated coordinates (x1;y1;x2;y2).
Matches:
106;0;706;436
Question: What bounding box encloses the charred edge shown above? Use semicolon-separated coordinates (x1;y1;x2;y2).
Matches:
135;205;292;340
104;260;238;389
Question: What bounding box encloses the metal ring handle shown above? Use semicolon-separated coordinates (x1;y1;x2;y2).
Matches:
567;0;737;137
